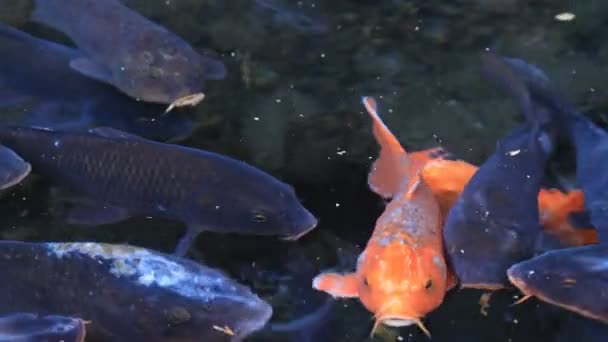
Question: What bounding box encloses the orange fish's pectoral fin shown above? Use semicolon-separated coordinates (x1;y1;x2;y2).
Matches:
361;96;411;199
312;272;359;298
420;159;478;212
446;272;458;291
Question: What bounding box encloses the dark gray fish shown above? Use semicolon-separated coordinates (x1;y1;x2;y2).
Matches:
0;23;196;142
499;56;608;242
0;312;86;342
0;241;272;342
31;0;226;106
0;126;317;256
443;52;555;289
507;244;608;324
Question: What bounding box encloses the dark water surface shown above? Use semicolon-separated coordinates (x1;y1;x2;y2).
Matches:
1;0;608;341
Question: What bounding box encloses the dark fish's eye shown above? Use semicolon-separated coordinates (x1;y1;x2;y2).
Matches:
363;277;369;287
425;279;433;290
252;212;267;223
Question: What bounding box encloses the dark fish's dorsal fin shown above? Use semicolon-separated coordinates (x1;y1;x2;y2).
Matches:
88;127;145;140
69;57;113;84
480;51;535;123
362;96;411;199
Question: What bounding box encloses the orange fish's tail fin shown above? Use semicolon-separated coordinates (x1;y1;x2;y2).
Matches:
362;96;412;199
312;272;359;298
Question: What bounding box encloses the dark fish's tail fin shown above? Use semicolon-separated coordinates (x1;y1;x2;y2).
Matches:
484;52;581;137
480;51;536;124
0;144;31;190
480;51;582;155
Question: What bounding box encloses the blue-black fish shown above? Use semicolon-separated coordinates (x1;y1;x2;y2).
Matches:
443;52;557;289
0;312;86;342
508;243;608;324
0;241;272;342
499;56;608;242
0;126;318;256
0;23;196;142
31;0;226;108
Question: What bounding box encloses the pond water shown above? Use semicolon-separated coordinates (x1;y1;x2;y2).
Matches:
0;0;607;341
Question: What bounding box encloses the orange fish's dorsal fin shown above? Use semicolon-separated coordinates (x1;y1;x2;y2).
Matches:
312;272;359;298
420;159;478;194
362;96;411;199
419;159;478;213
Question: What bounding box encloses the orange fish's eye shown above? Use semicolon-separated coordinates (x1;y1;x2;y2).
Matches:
363;277;370;287
424;279;433;290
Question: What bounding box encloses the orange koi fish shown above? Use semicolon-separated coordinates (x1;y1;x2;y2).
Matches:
312;97;450;337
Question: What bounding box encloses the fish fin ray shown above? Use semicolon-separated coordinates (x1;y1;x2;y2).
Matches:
69;57;113;84
362;96;410;198
66;204;132;226
312;272;359;298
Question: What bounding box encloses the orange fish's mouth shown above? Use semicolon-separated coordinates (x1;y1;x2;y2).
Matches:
372;315;431;338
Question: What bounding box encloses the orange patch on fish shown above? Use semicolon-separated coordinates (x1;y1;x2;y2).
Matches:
313;97;449;337
537;189;597;246
421;160;597;247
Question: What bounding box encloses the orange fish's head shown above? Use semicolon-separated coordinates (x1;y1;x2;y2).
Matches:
357;240;448;335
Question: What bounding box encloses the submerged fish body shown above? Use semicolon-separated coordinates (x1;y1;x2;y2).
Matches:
32;0;226;104
0;241;272;342
0;312;86;342
0;126;317;255
443;52;555;290
0;23;196;142
313;97;448;337
508;244;608;324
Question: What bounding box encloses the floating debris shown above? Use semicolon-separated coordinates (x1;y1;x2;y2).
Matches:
555;12;576;22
